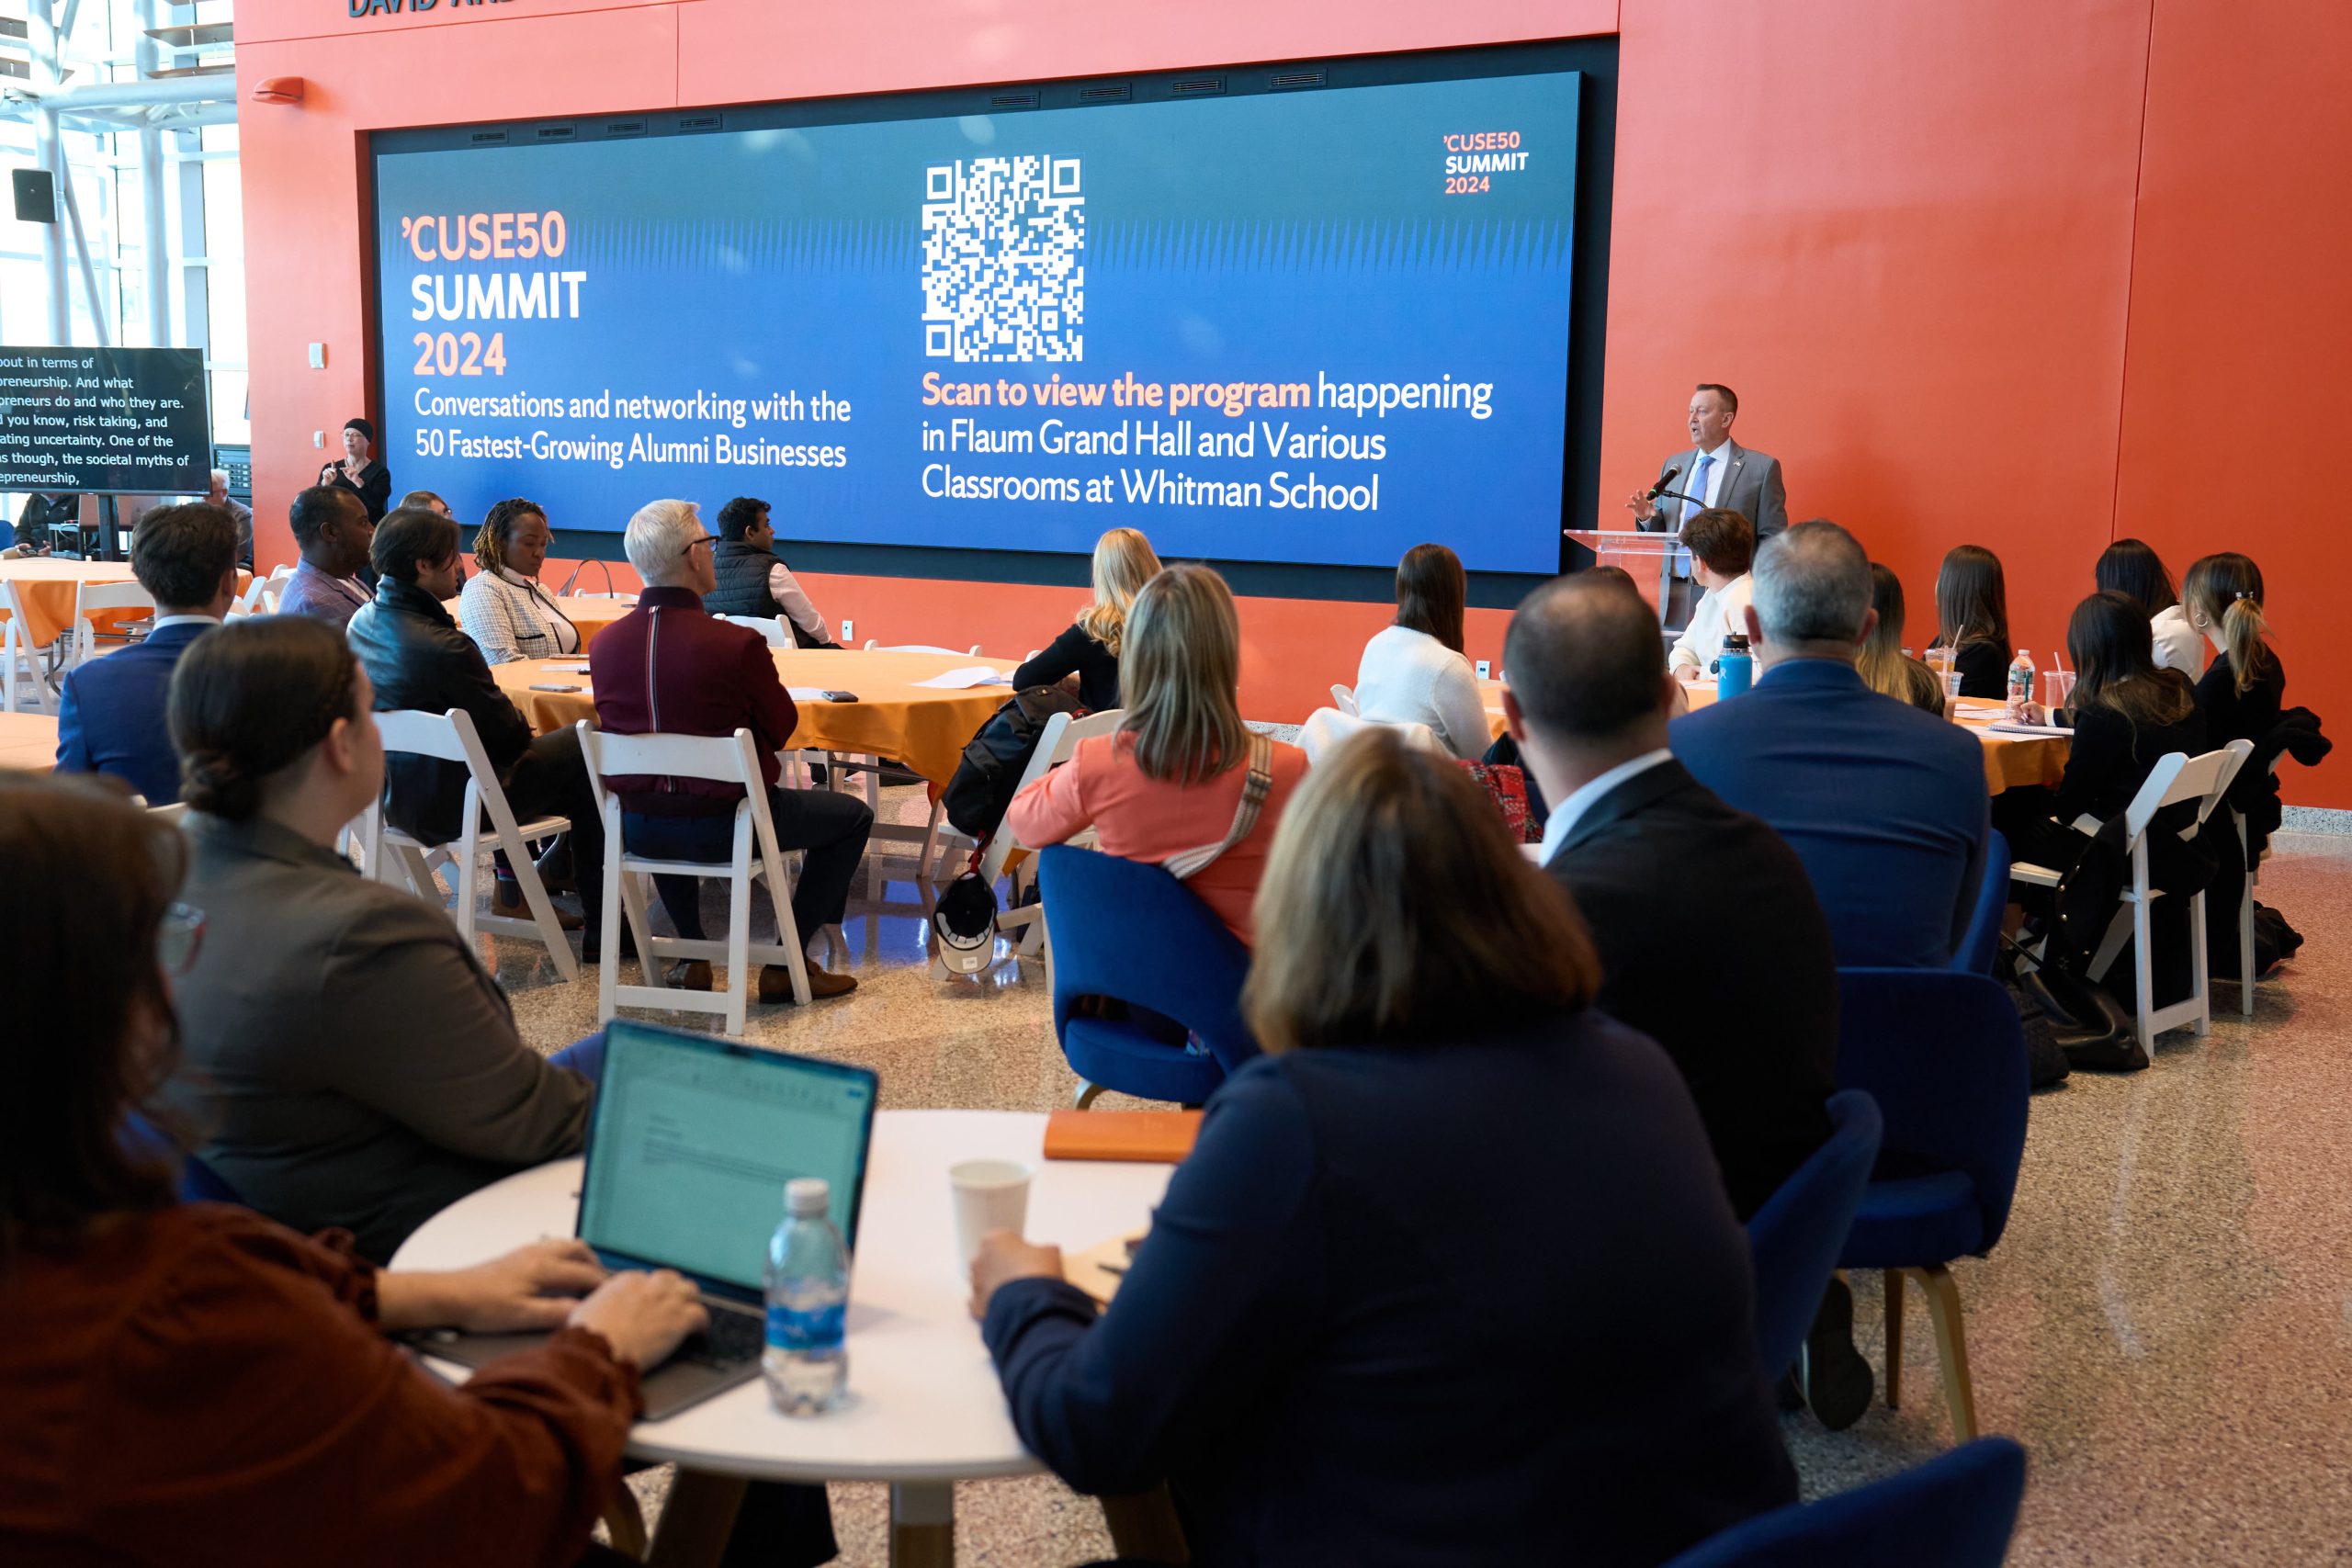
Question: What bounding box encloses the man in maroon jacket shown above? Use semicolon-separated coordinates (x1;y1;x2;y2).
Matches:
590;498;871;999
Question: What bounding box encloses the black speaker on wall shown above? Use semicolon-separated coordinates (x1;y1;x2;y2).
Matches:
13;168;57;224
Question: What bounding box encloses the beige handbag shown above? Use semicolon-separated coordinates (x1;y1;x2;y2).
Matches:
1162;732;1275;881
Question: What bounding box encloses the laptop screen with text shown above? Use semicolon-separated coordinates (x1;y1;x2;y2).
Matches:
578;1023;876;1297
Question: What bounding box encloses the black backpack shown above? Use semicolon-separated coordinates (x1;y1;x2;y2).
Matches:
941;685;1088;842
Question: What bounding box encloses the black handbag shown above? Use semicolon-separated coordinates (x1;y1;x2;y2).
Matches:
940;684;1088;841
2006;935;2146;1073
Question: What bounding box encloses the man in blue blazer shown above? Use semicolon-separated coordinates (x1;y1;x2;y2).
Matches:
54;502;241;806
1671;520;1990;968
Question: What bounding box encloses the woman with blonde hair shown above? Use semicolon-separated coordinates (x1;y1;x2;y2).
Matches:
1012;526;1162;711
1858;561;1945;713
1003;561;1307;942
2183;551;2284;747
972;730;1796;1563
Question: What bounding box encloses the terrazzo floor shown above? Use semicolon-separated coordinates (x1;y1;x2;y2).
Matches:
465;790;2352;1566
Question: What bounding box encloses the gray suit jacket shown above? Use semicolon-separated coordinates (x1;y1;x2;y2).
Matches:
165;812;592;1260
1638;440;1789;542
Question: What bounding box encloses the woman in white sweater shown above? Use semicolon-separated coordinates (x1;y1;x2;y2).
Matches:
457;498;582;664
1353;543;1490;759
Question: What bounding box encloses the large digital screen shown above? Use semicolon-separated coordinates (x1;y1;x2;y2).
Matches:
373;70;1579;573
0;345;211;495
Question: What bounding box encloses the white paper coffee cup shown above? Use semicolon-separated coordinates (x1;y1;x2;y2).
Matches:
950;1158;1035;1277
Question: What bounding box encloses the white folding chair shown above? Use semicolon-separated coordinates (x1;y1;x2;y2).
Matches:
233;574;272;615
147;800;188;826
361;708;581;983
2229;753;2285;1019
718;614;792;649
1298;707;1443;766
2011;741;2252;1055
970;707;1126;978
1329;683;1360;716
576;720;812;1034
2;581;62;714
258;563;296;615
72;580;157;666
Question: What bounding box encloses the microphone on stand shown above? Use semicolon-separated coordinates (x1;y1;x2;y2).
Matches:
1645;466;1681;501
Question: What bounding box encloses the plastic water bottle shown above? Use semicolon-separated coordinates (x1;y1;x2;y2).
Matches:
2006;649;2035;721
1716;632;1754;698
763;1177;849;1416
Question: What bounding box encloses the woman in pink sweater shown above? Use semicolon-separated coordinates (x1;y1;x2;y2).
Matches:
1004;564;1307;943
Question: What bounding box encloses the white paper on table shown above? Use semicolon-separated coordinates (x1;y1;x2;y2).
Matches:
548;662;591;674
910;666;1013;690
786;686;833;700
1985;720;2075;737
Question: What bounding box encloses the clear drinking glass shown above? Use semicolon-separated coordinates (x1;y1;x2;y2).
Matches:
2043;670;2076;715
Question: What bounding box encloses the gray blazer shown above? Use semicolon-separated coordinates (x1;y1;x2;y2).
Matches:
1638;440;1789;541
165;813;592;1260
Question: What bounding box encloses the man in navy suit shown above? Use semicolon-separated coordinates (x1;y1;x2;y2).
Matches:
54;502;241;805
1671;520;1990;968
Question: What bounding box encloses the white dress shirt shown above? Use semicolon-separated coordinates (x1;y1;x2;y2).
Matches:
2150;604;2204;676
1683;442;1732;517
767;561;832;645
1537;748;1677;863
1668;571;1754;674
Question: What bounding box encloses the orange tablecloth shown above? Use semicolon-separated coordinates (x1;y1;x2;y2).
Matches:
1477;681;2070;797
0;712;60;772
439;593;637;650
492;648;1019;787
0;558;252;649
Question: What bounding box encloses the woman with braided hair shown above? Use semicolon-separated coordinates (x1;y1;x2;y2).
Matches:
458;497;583;664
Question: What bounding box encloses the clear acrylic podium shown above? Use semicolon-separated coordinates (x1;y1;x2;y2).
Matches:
1563;528;1689;628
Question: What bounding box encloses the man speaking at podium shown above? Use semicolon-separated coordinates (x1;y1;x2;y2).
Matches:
1628;384;1788;624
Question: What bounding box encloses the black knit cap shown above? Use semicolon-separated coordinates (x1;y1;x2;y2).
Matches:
343;416;375;443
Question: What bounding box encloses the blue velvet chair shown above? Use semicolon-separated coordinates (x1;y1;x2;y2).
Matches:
1663;1437;2027;1567
121;1109;243;1204
1951;829;2012;975
1036;845;1260;1106
1835;969;2030;1441
1747;1089;1883;1382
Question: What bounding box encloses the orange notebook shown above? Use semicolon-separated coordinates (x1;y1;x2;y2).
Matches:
1042;1109;1202;1164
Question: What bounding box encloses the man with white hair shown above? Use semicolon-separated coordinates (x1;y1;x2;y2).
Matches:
205;468;254;568
1670;520;1989;968
587;499;871;999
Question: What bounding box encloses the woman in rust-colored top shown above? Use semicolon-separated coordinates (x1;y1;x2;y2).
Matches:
0;773;708;1568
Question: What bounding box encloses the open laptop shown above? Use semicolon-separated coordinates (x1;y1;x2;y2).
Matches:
413;1021;878;1419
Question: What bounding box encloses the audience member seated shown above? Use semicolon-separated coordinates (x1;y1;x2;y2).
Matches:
400;488;452;514
592;499;871;999
972;729;1798;1565
1667;507;1757;682
2098;537;2203;676
276;484;375;627
2001;591;2206;876
204;468;254;568
1675;520;1991;967
1011;525;1160;710
1858;560;1946;714
349;506;609;950
0;772;713;1568
163;615;596;1261
1930;542;2014;699
2184;551;2284;750
700;495;841;648
1352;542;1488;758
458;497;584;664
54;501;239;805
1504;573;1870;1429
1004;563;1308;943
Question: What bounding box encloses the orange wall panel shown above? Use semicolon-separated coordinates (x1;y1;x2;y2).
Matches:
2112;0;2351;805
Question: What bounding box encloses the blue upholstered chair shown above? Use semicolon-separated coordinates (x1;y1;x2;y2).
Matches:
1036;845;1260;1107
1951;829;2012;976
1834;969;2030;1441
121;1109;243;1204
1747;1089;1883;1382
1663;1437;2027;1567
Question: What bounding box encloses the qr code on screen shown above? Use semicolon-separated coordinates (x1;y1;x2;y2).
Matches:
921;155;1085;363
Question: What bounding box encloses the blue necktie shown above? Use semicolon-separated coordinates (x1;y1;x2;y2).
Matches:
1677;453;1711;575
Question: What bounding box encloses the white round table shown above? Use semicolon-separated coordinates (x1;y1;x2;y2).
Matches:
393;1109;1175;1565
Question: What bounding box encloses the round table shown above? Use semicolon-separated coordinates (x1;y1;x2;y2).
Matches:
0;558;247;648
0;711;59;771
492;647;1019;787
437;593;638;651
1478;679;2071;796
393;1109;1175;1566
